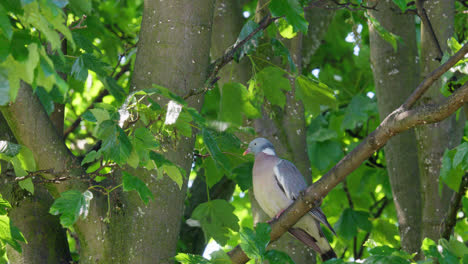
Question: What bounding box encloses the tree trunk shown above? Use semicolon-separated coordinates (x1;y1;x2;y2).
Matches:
106;1;215;263
415;0;463;242
368;0;422;255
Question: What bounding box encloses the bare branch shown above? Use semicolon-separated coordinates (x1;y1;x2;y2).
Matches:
415;0;443;61
402;42;468;109
441;174;468;239
183;15;280;100
228;79;468;263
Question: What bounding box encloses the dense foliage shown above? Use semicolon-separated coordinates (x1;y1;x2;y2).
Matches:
0;0;467;263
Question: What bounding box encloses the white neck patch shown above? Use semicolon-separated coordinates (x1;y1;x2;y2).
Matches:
262;148;276;156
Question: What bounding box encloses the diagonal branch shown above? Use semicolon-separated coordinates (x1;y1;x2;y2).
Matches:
228;61;468;263
402;42;468;109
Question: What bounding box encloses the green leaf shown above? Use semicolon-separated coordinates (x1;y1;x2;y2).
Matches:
71;56;88;81
191;199;239;246
366;13;402;52
210;249;232;264
443;236;468;258
271;38;296;73
440;149;464;192
255;67;291;108
452;142;468;169
269;0;308;33
0;141;21;157
89;108;110;124
134;127;159;149
35;86;54;115
49;190;93;228
363;255;410;264
392;0;408;12
102;76;126;103
72;31;99;54
20;2;61;50
265;250;295;264
174;253;210;264
308;127;337;142
202;128;231;172
239;223;271;260
150;84;186;106
2;43;40;102
308;140;343;171
0;68;8;105
122;171;154;204
69;0;91;14
17;154;34;174
276;18;296;39
81;53;110;76
335;208;372;240
0;196;11;215
81;150;101;165
162;164;184;189
342;95;376;130
462;196;468;215
0;215;26;253
219;82;260;125
0;4;12;40
96;120;132;165
231;162;253;191
295;75;337;116
203;157;223;188
0;35;8;62
234;20;263;62
18;178;34;194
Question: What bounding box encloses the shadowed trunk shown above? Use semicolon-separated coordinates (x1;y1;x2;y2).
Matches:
415;0;464;242
368;0;423;255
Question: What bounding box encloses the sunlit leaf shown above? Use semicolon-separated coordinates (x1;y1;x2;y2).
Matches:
49;190;93;228
255;67;291;108
269;0;308;33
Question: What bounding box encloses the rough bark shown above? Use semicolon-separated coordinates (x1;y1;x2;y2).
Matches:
368;0;422;255
0;82;109;263
415;0;464;242
107;1;215;263
0;84;77;264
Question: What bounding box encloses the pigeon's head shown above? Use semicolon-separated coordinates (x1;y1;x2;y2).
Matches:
243;137;276;156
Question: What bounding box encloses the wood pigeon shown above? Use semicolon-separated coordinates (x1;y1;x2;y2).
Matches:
244;137;337;261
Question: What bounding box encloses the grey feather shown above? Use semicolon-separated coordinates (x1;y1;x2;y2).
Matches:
274;159;336;235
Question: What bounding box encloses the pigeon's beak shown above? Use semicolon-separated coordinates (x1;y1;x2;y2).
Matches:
243;148;250;156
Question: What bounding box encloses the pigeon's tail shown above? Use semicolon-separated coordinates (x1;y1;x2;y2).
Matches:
321;249;337;261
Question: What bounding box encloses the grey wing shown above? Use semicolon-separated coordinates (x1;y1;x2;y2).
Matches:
274;159;336;235
273;159;308;200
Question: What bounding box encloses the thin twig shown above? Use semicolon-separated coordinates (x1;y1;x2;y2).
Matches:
356;198;389;259
415;0;443;61
183;15;280;100
441;174;468;239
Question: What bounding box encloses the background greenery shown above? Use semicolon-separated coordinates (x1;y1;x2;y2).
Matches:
0;0;467;263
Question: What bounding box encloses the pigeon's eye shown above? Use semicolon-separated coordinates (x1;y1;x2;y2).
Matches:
254;143;256;145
